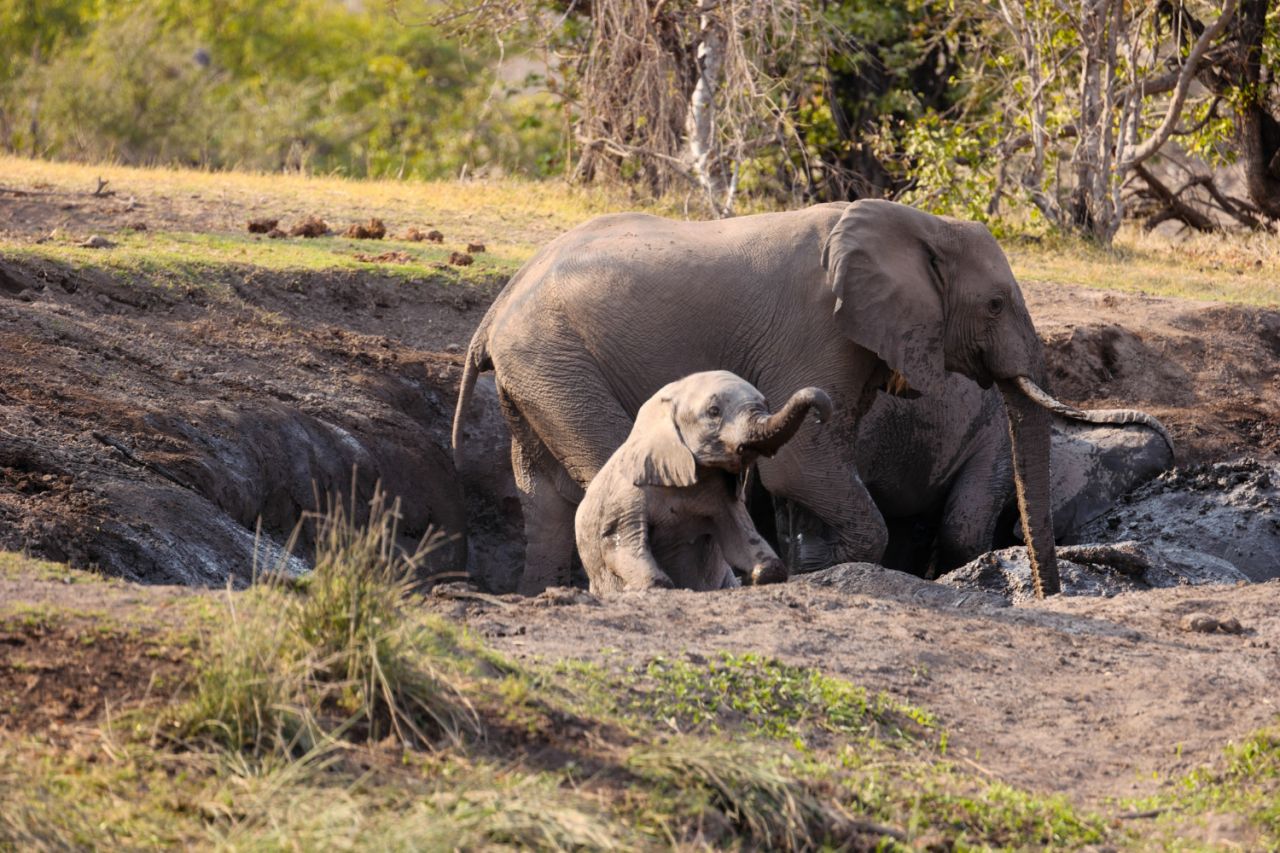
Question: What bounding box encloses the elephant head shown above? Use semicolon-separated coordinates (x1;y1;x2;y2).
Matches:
632;370;832;487
823;200;1064;597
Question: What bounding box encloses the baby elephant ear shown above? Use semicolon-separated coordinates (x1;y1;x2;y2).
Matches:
822;199;949;397
631;396;697;488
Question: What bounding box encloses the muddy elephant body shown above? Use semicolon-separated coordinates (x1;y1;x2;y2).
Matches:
824;376;1173;575
454;200;1070;596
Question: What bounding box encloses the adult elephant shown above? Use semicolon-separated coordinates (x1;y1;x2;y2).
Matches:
454;200;1070;597
829;374;1173;576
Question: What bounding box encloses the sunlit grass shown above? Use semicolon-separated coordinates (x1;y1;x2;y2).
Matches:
1008;227;1280;306
7;229;519;287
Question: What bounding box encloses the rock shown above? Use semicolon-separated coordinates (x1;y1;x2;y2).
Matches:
799;562;1008;609
80;235;115;249
1179;612;1246;634
1077;459;1280;581
938;541;1248;604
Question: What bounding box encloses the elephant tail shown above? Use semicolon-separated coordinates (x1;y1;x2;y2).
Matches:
451;314;495;472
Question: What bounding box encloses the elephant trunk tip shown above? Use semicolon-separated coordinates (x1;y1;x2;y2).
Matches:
741;387;833;456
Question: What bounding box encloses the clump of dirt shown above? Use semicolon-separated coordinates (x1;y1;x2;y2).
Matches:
246;217;279;234
355;250;413;264
449;251;473;266
344;218;387;240
289;215;330;238
0;618;187;736
399;227;428;242
466;242;486;254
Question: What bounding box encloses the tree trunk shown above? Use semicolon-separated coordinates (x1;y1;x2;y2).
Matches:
686;2;731;217
1233;0;1280;219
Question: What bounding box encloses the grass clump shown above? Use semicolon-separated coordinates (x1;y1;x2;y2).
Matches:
166;490;478;755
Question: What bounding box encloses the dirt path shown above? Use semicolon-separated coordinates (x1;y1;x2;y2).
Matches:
427;567;1280;805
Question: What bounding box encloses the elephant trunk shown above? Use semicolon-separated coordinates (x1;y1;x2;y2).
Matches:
741;387;833;457
998;378;1062;598
1013;376;1175;457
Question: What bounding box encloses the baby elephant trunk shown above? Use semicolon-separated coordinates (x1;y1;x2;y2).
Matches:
740;387;833;457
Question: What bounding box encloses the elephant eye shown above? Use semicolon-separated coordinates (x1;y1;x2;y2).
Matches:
987;296;1005;316
706;405;721;418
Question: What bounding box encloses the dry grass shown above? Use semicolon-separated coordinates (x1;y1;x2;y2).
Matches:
5;153;1278;307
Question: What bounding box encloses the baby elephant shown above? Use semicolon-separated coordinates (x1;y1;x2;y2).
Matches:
575;370;832;594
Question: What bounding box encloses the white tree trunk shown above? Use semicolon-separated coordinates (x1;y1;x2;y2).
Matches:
686;3;731;217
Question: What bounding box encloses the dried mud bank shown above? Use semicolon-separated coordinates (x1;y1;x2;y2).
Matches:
0;256;496;585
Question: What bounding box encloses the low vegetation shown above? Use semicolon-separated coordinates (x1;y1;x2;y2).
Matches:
2;499;1276;850
5;156;1280;308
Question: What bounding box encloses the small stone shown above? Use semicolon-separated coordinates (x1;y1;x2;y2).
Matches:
1180;612;1220;633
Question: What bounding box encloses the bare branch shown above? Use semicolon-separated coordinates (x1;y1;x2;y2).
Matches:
1120;0;1239;169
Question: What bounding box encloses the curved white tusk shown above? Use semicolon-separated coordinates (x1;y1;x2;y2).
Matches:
1013;375;1175;457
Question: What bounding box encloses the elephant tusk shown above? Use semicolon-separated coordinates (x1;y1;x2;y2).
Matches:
1013;376;1175;457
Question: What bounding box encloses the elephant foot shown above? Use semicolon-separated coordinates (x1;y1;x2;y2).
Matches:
751;559;789;586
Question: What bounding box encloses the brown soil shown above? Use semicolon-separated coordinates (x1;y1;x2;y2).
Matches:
428;572;1280;807
0;576;196;736
3;181;1280;812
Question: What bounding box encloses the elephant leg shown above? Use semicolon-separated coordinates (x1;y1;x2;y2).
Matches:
500;387;580;595
760;441;888;572
933;449;1014;577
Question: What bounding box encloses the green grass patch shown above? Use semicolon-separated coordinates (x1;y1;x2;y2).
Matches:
8;230;517;291
619;652;933;744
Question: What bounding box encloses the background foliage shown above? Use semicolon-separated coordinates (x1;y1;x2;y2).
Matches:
0;0;561;179
2;0;1277;236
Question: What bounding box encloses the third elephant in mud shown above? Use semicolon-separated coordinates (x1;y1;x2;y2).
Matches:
453;199;1132;598
771;372;1175;577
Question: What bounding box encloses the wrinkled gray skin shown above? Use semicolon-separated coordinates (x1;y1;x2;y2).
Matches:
576;371;831;594
454;200;1071;597
767;375;1172;576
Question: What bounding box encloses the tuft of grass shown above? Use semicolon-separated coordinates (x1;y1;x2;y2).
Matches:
165;489;478;755
1135;727;1280;847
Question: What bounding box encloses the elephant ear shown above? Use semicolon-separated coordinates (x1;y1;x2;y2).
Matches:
822;199;949;397
630;394;697;488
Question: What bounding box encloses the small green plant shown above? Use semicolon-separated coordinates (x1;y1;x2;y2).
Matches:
625;652;931;743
